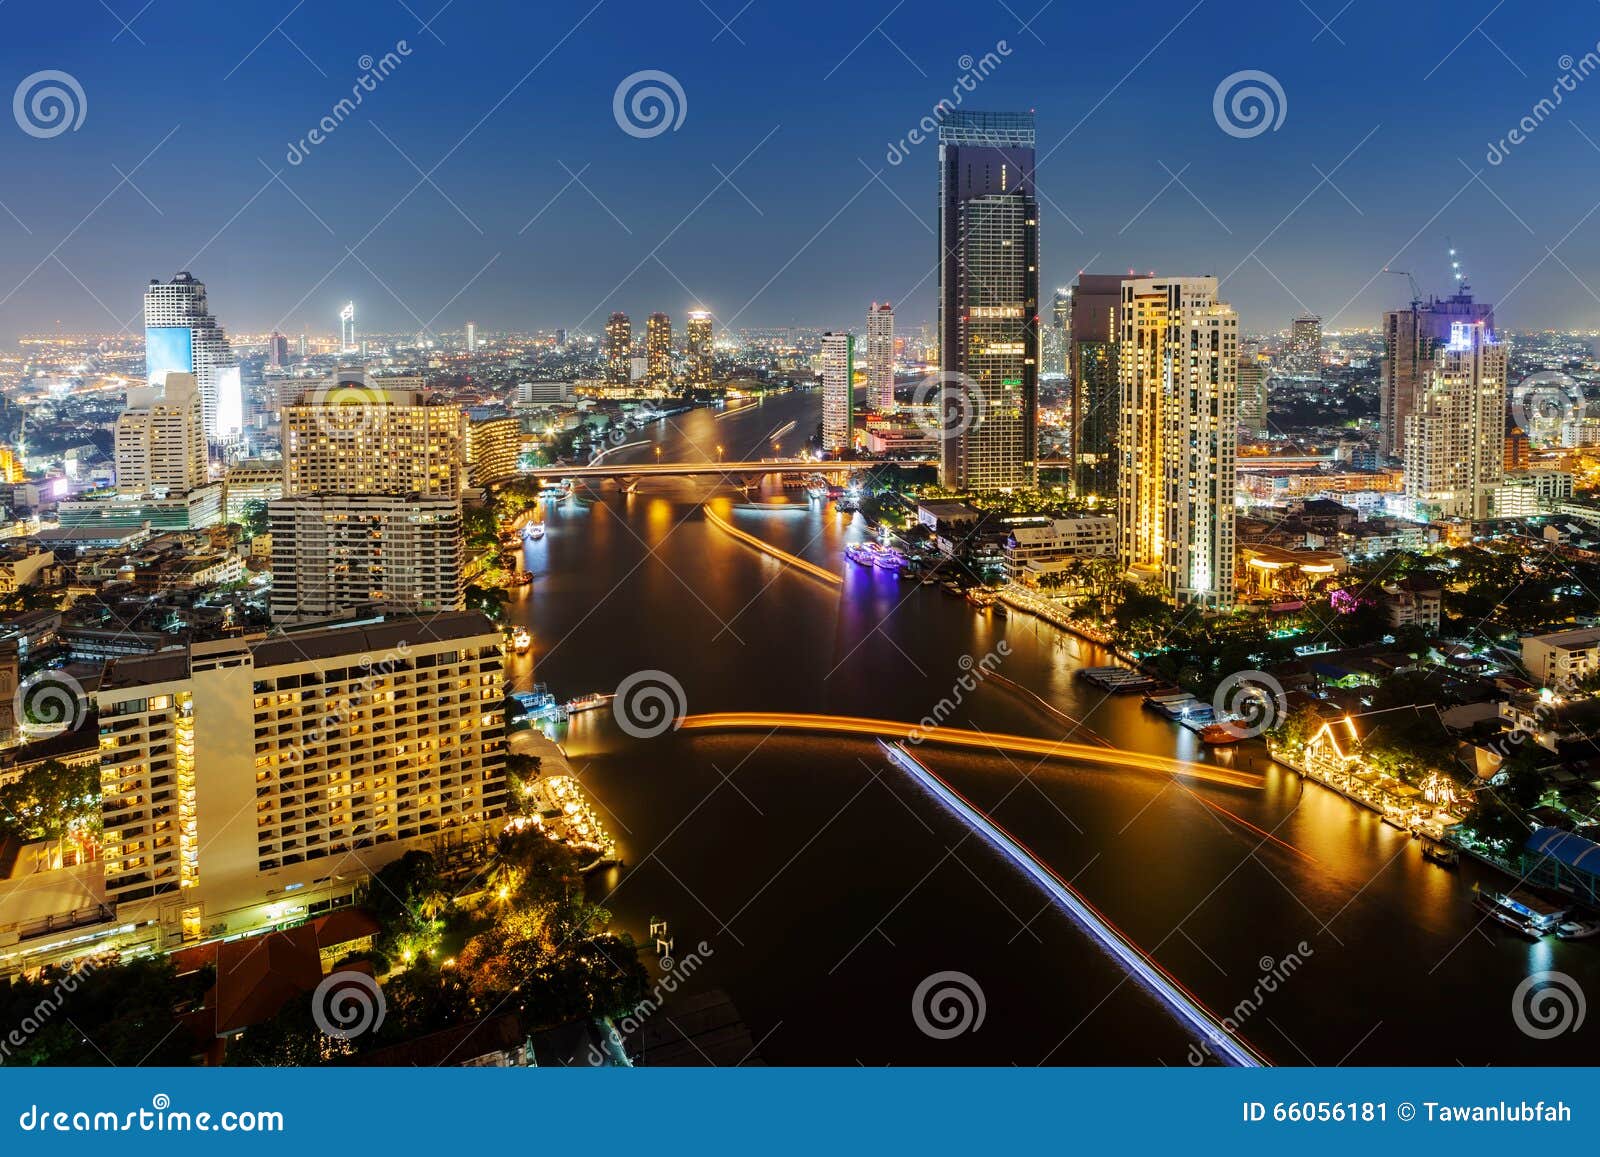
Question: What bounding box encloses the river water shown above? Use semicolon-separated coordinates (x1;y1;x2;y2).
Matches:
503;391;1598;1066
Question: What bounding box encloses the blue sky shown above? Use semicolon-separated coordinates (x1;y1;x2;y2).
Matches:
0;0;1597;340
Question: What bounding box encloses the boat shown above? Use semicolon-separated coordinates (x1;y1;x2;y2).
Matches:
567;692;612;714
941;581;963;597
509;571;533;586
1198;722;1245;746
1421;841;1459;867
1556;919;1600;940
992;603;1008;619
523;523;546;540
509;627;532;654
1474;894;1541;940
872;548;906;571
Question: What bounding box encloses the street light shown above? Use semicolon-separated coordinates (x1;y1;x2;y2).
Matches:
716;444;724;461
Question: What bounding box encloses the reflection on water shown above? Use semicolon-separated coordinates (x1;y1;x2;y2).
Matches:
502;393;1598;1065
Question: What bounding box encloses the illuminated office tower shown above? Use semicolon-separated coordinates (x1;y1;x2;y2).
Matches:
340;302;358;353
1288;314;1322;373
686;310;714;393
866;302;895;411
114;372;209;497
281;374;464;497
143;272;240;441
821;331;855;453
937;111;1039;490
1403;320;1506;521
1117;276;1239;608
605;312;632;387
1380;288;1494;459
646;312;673;394
94;613;506;944
1237;358;1268;436
1067;273;1124;499
466;321;477;353
267;332;288;367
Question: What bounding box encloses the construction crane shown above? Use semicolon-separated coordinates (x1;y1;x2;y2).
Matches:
1382;268;1425;307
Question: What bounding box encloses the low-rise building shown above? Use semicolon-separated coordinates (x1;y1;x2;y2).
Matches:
1522;626;1600;691
1003;515;1116;584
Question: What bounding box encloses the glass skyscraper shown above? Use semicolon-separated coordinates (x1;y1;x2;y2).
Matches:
936;111;1039;491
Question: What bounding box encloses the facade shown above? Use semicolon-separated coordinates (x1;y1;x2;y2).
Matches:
465;417;522;487
57;485;222;531
645;312;673;394
685;310;714;393
114;372;209;497
866;302;895;412
144;272;239;441
223;459;285;522
937;111;1039;491
466;321;477;353
1067;273;1123;499
93;614;506;950
1288;314;1322;373
1403;321;1506;521
269;494;465;623
1003;515;1116;583
1380;290;1494;458
605;312;632;387
1237;358;1268;435
1522;626;1600;691
282;378;464;497
821;332;855;453
1117;276;1239;608
340;302;357;353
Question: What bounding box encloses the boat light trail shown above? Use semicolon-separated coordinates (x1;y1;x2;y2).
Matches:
677;712;1264;789
701;505;843;585
879;740;1269;1068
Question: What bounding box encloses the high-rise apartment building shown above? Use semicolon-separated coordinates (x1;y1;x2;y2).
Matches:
144;272;239;442
1067;273;1124;499
267;332;289;368
340;301;358;353
1117;276;1239;608
114;372;209;497
686;310;714;393
465;321;477;353
465;416;522;487
281;376;464;497
646;312;673;394
1380;289;1494;459
937;111;1039;491
1288;314;1323;373
605;312;632;387
94;614;506;946
1404;320;1506;521
866;302;895;412
1237;358;1269;436
821;332;855;453
269;495;465;622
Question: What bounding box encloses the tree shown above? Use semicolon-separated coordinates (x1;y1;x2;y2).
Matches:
0;758;100;842
366;851;450;965
0;957;206;1066
238;499;270;539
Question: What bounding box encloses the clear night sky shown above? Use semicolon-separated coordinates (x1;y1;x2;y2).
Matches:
0;0;1597;340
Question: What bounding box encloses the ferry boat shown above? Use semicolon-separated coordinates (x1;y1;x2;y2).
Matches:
523;523;546;540
1421;841;1460;867
567;692;612;714
1474;893;1541;940
1198;722;1246;746
510;627;532;654
872;548;906;571
845;542;883;567
1557;918;1600;940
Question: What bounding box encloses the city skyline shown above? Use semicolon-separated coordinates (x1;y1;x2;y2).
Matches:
1;2;1599;342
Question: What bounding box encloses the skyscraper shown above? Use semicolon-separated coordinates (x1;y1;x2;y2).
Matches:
866;302;895;412
466;321;477;353
1067;273;1125;499
1404;320;1506;521
646;312;673;394
1288;314;1322;373
1117;276;1239;608
267;332;289;368
1237;357;1269;436
1044;286;1070;379
281;375;464;497
340;301;357;353
686;310;714;394
144;272;239;441
821;332;855;454
605;312;632;387
114;372;208;497
937;111;1039;490
1380;289;1494;459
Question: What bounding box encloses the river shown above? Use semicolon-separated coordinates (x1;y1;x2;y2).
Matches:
501;391;1598;1065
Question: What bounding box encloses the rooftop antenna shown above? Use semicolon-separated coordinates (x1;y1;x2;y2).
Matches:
1448;238;1469;297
